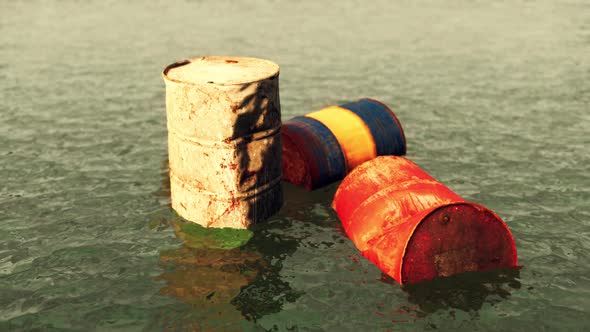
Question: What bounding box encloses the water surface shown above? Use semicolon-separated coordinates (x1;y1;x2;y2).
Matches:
1;0;589;331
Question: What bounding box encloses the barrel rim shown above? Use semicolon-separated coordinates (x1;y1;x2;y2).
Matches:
162;56;280;86
360;98;407;155
399;201;518;285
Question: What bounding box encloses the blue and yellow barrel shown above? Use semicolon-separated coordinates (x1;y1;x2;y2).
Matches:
282;98;406;190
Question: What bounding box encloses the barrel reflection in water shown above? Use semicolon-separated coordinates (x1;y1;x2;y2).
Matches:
155;219;301;330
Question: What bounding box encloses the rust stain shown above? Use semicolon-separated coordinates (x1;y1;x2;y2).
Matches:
207;198;240;227
179;202;187;209
348;255;360;264
165;57;282;229
434;247;478;277
191;179;206;190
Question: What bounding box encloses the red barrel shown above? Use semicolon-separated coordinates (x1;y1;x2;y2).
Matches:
332;156;518;285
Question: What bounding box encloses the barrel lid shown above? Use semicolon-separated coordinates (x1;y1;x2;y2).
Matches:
400;202;518;284
163;56;280;86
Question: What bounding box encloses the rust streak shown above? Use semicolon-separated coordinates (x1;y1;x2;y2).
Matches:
208;198;240;227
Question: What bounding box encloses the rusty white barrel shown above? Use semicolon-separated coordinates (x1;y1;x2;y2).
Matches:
162;56;283;229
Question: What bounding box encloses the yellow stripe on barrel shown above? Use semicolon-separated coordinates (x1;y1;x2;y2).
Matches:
305;106;377;171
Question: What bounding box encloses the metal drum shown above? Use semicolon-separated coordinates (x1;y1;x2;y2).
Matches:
282;98;406;190
163;56;283;229
332;156;518;284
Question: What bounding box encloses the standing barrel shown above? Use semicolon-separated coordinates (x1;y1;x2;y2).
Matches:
282;98;406;190
163;56;283;229
332;156;518;284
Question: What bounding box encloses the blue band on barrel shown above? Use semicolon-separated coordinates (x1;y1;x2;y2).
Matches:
339;99;406;156
283;116;347;188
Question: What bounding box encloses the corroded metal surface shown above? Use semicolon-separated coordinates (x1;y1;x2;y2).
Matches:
282;98;406;191
333;156;518;284
163;56;283;228
281;116;346;190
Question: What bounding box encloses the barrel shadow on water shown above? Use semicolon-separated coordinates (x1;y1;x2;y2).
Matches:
231;222;302;322
155;242;264;330
382;267;522;319
153;226;302;330
279;181;342;223
152;216;303;330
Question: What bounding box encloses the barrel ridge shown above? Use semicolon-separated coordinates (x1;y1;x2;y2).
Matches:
169;171;282;199
344;180;464;252
168;125;281;148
